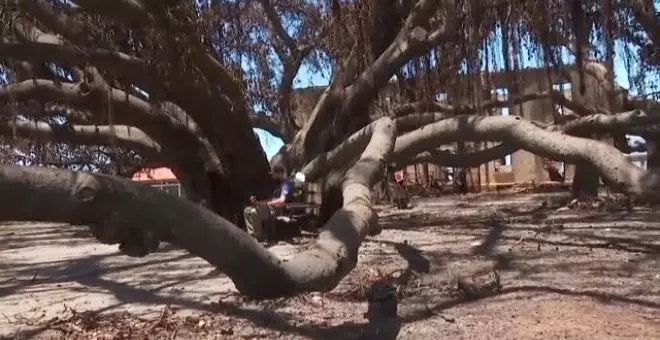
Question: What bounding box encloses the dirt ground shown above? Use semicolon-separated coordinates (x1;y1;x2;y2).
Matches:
0;192;658;339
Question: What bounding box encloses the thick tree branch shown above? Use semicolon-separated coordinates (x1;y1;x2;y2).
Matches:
297;111;455;181
278;45;314;137
0;118;395;298
249;111;286;141
15;0;87;42
258;0;297;52
300;119;378;182
393;108;660;169
70;0;153;24
0;119;160;155
394;89;608;118
395;112;450;133
339;0;454;113
394;114;660;199
392;109;652;164
0;79;223;172
0;42;149;84
0;79;154;123
288;0;459;167
556;110;649;135
299;102;635;180
394;143;518;170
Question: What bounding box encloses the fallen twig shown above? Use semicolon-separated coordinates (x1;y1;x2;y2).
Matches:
145;300;172;334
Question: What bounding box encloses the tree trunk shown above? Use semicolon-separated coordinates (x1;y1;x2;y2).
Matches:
645;137;660;170
207;172;246;228
170;159;267;229
569;126;602;199
422;162;430;185
455;142;469;194
320;185;343;225
163;86;273;224
571;163;599;198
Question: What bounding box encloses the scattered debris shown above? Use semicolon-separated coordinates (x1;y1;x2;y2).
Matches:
557;195;635;212
17;306;238;340
2;194;658;339
508;220;564;252
456;270;502;299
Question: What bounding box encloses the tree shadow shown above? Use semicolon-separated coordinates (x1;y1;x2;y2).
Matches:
403;284;660;325
210;299;402;340
379;194;660;234
394;242;431;274
4;194;660;339
449;225;660;255
0;243;184;298
471;220;506;256
0;224;94;251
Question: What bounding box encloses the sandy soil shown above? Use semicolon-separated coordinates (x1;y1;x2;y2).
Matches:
0;193;658;339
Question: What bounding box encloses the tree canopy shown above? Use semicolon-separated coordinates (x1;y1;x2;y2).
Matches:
1;0;660;298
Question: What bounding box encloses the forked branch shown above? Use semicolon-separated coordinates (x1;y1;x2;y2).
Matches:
0;117;396;299
0;119;160;155
394;114;660;199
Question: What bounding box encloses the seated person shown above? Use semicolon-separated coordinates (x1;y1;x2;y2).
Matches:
243;164;293;241
394;171;405;186
543;159;565;183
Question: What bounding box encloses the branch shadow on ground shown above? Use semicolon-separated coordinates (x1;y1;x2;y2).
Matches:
0;243;185;298
402;284;660;324
16;277;657;340
210;300;403;340
207;275;660;340
0;224;94;251
4;194;660;339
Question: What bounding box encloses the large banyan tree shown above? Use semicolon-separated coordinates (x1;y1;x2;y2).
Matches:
1;0;660;298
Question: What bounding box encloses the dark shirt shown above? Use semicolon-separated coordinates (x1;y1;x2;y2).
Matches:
272;180;293;202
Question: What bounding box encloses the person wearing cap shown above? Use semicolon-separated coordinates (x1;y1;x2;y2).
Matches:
243;164;293;241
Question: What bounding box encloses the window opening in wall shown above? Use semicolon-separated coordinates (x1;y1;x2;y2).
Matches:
152;183;182;197
443;167;454;185
491;88;509;105
552;82;572;116
492;88;512;169
626;135;648;170
498;155;512;167
552;82;573;174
